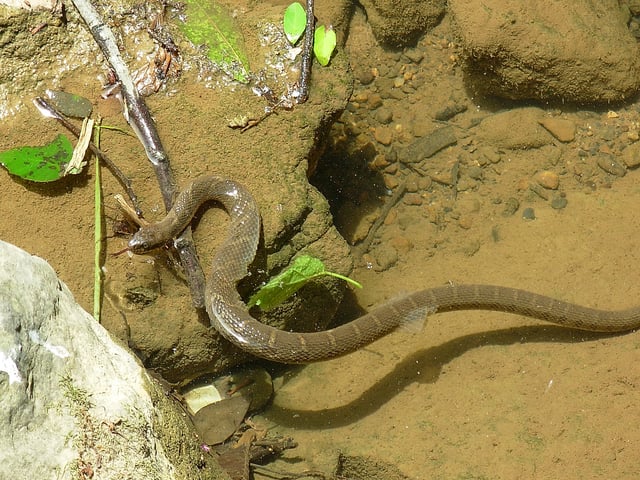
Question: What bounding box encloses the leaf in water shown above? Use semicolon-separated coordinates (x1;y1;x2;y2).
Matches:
0;134;73;182
248;255;361;311
313;24;337;66
283;2;306;45
179;0;250;83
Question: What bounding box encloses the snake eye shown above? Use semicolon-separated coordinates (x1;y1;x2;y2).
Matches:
128;237;148;253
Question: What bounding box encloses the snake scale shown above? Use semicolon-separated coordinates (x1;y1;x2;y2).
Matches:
129;175;640;364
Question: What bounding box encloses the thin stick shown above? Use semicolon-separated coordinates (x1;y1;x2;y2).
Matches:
351;181;407;260
70;0;206;307
297;0;315;103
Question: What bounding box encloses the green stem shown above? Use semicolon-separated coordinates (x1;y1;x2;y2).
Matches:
312;271;363;289
93;118;103;322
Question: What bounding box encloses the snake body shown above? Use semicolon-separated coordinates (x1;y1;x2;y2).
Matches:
129;176;640;364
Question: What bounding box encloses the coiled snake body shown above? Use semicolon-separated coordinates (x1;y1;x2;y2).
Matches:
129;176;640;364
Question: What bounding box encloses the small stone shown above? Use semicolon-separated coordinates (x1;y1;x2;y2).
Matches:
467;166;483;180
430;170;453;185
374;126;393;145
502;197;520;217
367;93;383;109
375;107;393;124
622;143;640;168
550;195;568;209
389;236;413;254
373;245;398;271
393;77;405;88
533;170;560;189
405;174;419;192
403;193;423;205
522;207;536;220
357;68;375;85
370;153;390;170
458;215;473;229
403;48;424;63
538;118;576;142
384;174;399;189
418;176;432;190
596;155;626;177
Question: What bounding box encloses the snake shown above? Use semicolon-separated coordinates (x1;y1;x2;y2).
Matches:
128;175;640;364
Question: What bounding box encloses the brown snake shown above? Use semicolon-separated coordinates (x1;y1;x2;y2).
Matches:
129;175;640;364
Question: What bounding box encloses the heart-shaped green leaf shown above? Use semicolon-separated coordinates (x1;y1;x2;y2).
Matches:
248;255;361;311
283;2;306;45
313;24;336;66
0;134;73;182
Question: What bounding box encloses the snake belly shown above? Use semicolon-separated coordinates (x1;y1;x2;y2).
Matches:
129;175;640;364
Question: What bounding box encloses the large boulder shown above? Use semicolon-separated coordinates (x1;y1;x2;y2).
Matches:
450;0;640;103
0;241;227;479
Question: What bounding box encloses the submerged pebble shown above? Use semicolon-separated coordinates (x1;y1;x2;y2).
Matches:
46;90;92;118
522;207;536;220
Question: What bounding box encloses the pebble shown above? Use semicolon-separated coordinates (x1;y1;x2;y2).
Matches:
538;118;576;142
458;215;474;229
375;107;393;124
367;93;383;109
522;207;536;220
403;193;423;205
384;174;399;189
389;236;413;254
622;142;640;168
374;126;393;145
550;195;568;209
403;48;424;63
596;155;626;177
373;245;398;271
430;170;454;185
405;174;419;192
533;170;560;189
501;197;520;217
466;166;484;180
356;67;375;85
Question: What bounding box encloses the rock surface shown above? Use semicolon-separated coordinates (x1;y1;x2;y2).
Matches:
0;241;226;480
358;0;445;47
450;0;640;103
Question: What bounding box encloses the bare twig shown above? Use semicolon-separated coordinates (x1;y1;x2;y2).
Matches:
70;0;206;307
351;182;407;260
297;0;315;103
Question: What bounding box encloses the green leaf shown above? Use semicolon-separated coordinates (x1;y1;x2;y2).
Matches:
283;2;306;45
0;134;73;182
248;255;362;311
179;0;250;83
313;25;337;66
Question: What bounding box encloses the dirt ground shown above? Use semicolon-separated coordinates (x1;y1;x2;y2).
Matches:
2;2;640;480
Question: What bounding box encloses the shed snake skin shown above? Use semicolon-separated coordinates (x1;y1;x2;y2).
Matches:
129;175;640;363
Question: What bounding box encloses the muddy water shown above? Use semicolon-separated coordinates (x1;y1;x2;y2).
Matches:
252;12;640;480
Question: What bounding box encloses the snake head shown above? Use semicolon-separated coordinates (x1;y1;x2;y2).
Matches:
128;228;165;254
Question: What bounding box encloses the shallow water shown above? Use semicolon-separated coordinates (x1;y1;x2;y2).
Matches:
2;3;640;479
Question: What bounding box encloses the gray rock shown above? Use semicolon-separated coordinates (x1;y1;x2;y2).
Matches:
0;241;225;480
450;0;640;103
